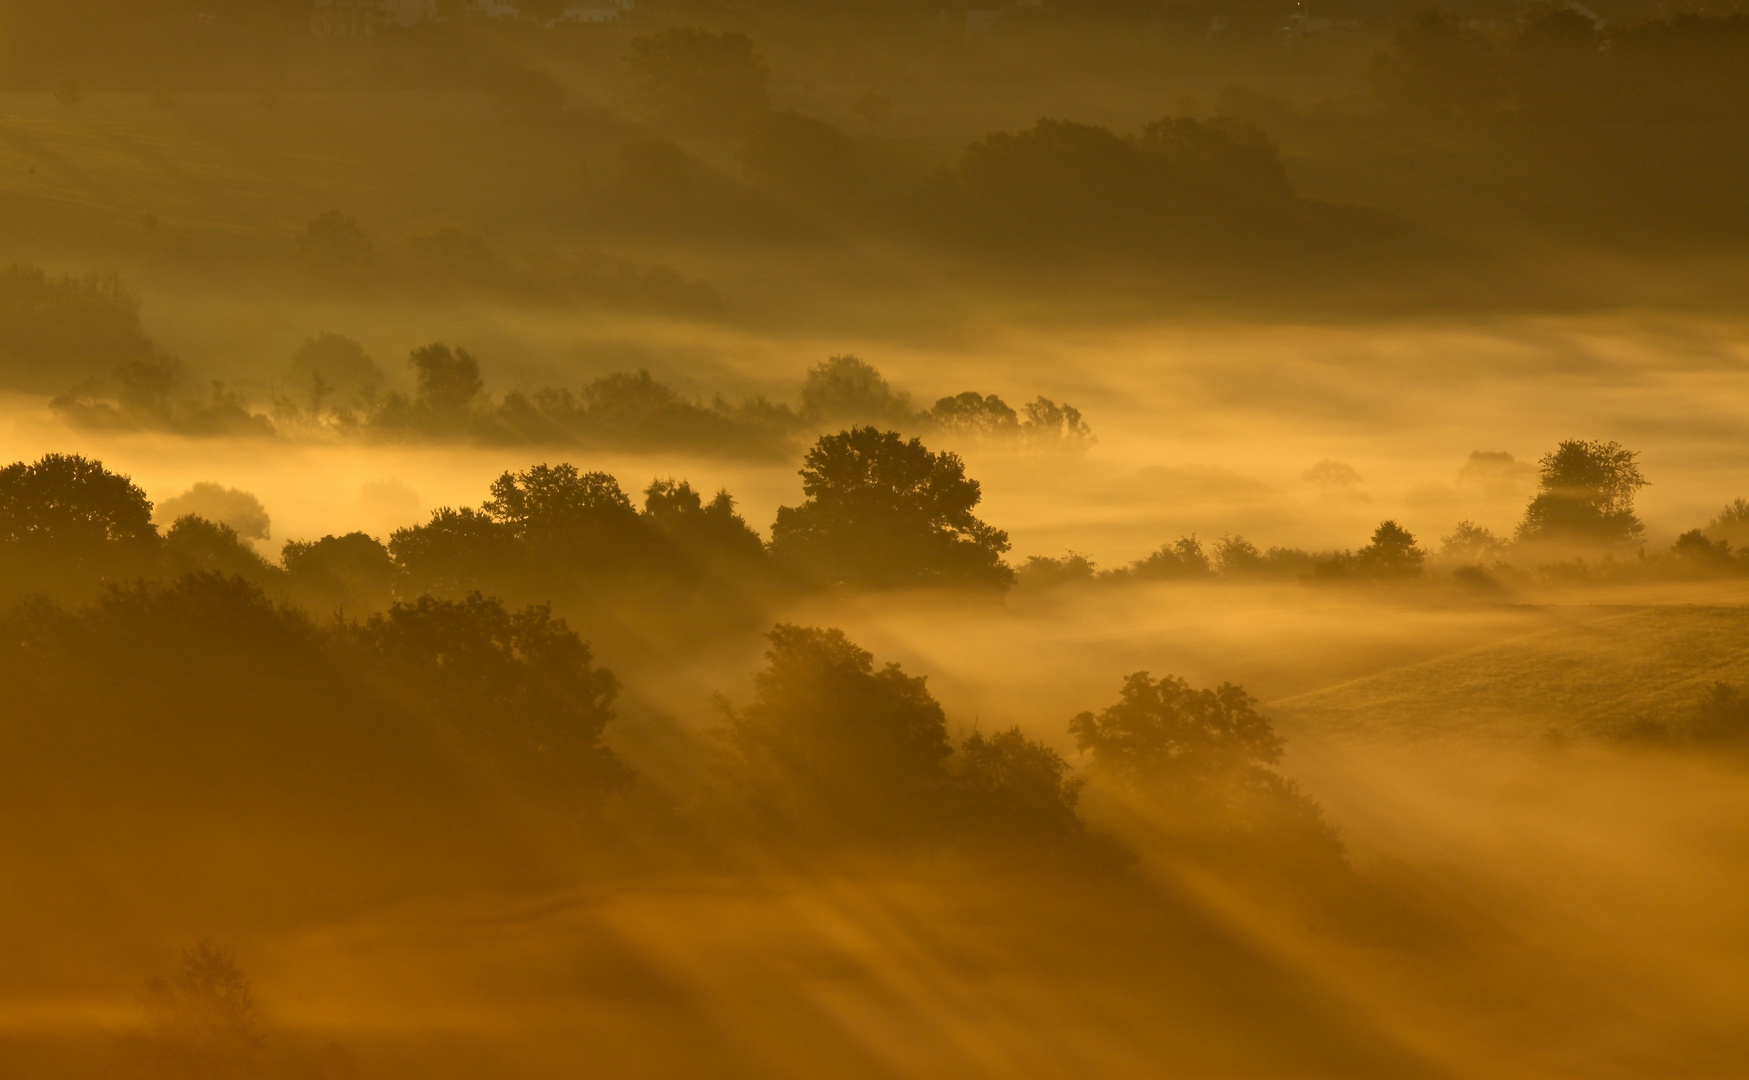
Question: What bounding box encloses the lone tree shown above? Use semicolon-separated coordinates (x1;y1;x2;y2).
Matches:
1070;672;1342;862
1356;520;1424;577
1516;439;1647;548
770;427;1013;589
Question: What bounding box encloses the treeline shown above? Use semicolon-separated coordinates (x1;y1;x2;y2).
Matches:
0;265;156;394
0;570;1339;877
1024;440;1749;592
0;432;1023;630
49;333;1094;459
292;212;724;318
1373;9;1749;122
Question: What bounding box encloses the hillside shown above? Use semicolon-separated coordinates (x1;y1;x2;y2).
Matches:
1269;602;1749;746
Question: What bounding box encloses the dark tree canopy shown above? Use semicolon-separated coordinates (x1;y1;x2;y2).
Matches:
723;624;952;834
917;114;1299;257
1071;671;1341;862
483;462;642;566
1071;673;1283;792
358;592;625;802
738;110;865;206
389;506;523;599
284;332;380;415
1517;439;1647;548
1357;520;1425;577
295;209;372;274
410;343;485;431
770;427;1013;589
160;515;276;582
953;727;1082;838
799;355;913;426
642;478;766;571
282;531;394;611
0;452;156;551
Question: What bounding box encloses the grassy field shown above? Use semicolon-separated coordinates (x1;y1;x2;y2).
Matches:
1269;594;1749;747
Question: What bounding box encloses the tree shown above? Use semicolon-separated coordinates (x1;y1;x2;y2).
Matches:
642;478;766;573
1356;520;1425;577
629;27;770;131
282;531;394;612
800;355;913;426
482;463;643;568
409;342;484;433
0;452;156;551
928;391;1020;440
738;110;865;206
1440;520;1504;563
1020;397;1095;451
130;941;264;1078
1125;536;1212;580
1071;673;1283;793
0;453;158;593
160;515;278;583
389;506;523;599
1704;498;1749;547
1516;439;1647;548
1070;672;1341;862
952;727;1083;838
721;624;952;835
770;427;1013;589
359;593;626;804
159;482;271;541
284;332;381;416
916;115;1298;257
295;209;372;275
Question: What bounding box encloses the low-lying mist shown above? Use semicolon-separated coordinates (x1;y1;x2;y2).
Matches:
6;4;1749;1076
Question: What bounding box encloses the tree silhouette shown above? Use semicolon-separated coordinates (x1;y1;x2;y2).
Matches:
0;452;156;551
483;462;643;571
389;506;524;599
722;624;952;836
953;726;1083;838
359;593;626;803
282;531;394;612
410;342;485;433
295;209;372;275
0;453;158;592
770;427;1013;589
642;478;766;575
284;332;381;417
1517;439;1647;548
800;355;913;427
160;515;277;582
738;110;865;206
131;941;264;1078
1071;672;1341;862
1356;520;1425;577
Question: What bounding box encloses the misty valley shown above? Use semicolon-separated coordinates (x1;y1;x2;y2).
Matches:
2;2;1749;1078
